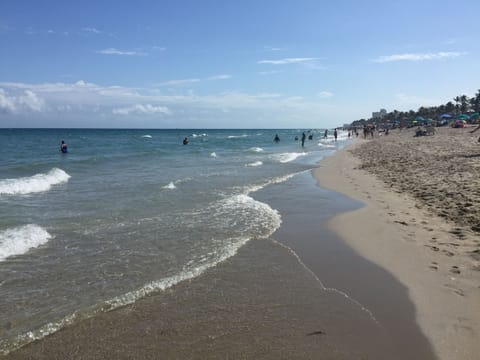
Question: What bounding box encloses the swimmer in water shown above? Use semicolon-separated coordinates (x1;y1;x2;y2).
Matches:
60;140;68;153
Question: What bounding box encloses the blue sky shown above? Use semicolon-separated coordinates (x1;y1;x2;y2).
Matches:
1;0;479;128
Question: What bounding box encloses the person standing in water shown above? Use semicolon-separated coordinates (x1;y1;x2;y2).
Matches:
60;140;68;153
324;129;328;139
183;137;189;145
301;132;306;147
334;128;338;142
274;134;280;142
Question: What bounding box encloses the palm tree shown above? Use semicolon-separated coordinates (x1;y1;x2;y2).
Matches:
453;96;461;114
460;95;469;113
469;89;480;112
445;101;455;114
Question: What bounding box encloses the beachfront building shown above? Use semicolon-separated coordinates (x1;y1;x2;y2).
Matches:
372;109;387;119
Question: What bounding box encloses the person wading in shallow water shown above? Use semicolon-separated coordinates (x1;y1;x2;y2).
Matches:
333;128;338;142
301;132;306;147
60;140;68;153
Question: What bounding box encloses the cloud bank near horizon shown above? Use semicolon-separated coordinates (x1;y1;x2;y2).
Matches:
372;51;466;63
0;80;347;128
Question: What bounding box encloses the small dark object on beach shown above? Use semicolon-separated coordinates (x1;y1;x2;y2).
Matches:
306;330;325;336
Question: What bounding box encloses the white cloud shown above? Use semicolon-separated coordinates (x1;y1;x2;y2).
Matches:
82;27;100;34
264;46;287;52
318;91;334;98
18;90;45;112
258;57;319;65
0;88;44;113
372;51;466;63
159;78;201;86
0;89;16;113
207;74;232;80
395;93;440;106
113;104;171;115
97;48;147;56
258;70;282;76
0;81;343;128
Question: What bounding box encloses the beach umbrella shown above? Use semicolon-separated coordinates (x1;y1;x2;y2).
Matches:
470;112;479;119
455;114;469;120
440;114;452;118
415;116;425;121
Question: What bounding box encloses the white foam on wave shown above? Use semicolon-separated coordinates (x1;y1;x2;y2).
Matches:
192;133;207;138
0;235;251;354
0;168;71;195
162;182;176;190
0;186;284;355
242;171;305;195
247;147;264;152
161;176;194;190
317;143;336;148
228;134;248;139
271;152;306;163
246;161;263;167
0;225;52;262
1;200;273;354
141;135;152;138
210;152;217;158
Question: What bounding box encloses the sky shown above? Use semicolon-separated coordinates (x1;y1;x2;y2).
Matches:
0;0;479;129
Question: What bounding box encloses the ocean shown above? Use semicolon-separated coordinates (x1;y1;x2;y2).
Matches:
0;128;349;353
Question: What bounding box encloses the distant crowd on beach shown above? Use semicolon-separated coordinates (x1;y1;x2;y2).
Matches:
272;128;341;146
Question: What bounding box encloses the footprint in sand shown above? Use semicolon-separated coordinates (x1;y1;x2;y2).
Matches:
442;250;455;257
426;245;440;252
444;283;465;296
450;266;461;274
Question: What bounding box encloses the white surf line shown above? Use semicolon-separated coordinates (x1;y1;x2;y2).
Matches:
269;238;381;327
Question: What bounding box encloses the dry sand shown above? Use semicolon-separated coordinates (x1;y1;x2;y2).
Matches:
314;126;480;360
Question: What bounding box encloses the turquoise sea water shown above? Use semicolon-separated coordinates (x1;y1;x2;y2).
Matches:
0;128;348;353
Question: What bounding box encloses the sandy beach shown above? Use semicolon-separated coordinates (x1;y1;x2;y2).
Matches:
4;171;431;360
315;126;480;360
4;126;479;359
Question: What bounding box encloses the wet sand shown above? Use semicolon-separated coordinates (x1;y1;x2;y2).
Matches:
4;171;438;359
315;126;480;360
5;241;398;360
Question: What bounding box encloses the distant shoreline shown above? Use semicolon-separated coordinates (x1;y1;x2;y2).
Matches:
314;126;480;359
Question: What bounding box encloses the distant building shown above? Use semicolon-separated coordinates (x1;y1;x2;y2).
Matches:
372;109;387;119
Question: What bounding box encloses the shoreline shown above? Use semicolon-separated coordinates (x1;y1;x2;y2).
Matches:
4;161;434;359
5;129;478;359
314;128;480;360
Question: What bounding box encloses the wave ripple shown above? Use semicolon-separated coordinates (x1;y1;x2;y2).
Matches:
0;224;52;261
0;168;70;195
